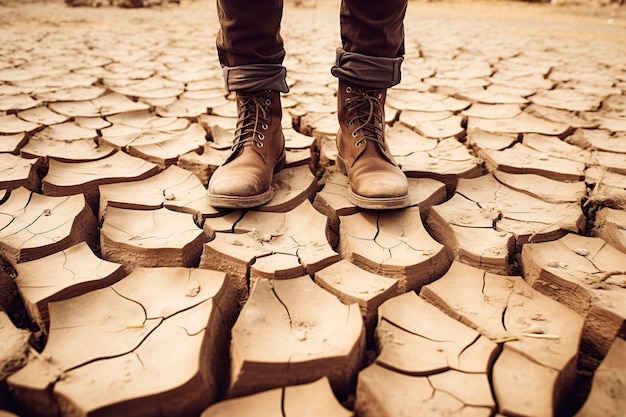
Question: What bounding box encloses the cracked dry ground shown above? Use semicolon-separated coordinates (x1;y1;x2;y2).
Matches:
1;0;626;416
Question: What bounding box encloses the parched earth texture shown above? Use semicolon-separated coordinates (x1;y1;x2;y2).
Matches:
0;0;625;416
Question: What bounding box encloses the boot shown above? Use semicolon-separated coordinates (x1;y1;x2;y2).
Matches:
207;90;286;208
336;80;409;210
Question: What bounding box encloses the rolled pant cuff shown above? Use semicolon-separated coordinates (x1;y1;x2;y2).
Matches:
330;48;403;89
223;64;289;93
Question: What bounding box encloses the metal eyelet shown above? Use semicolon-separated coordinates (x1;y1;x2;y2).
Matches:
258;133;265;140
348;121;354;127
265;99;271;105
346;87;352;93
377;93;382;99
257;142;264;147
355;141;362;147
261;123;268;130
352;131;358;137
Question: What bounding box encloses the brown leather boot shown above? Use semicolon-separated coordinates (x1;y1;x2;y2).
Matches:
207;90;286;208
336;81;409;210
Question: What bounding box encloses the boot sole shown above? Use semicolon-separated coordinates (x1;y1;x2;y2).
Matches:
337;155;410;210
206;152;287;209
347;187;410;210
206;189;274;209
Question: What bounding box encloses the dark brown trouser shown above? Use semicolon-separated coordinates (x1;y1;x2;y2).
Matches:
216;0;408;92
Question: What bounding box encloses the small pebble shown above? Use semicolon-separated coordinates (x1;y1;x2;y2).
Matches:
573;248;589;256
523;323;544;334
186;285;201;297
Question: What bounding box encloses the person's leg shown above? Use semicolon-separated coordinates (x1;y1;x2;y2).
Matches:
332;0;410;210
338;0;407;59
208;0;288;208
216;0;285;67
216;0;289;93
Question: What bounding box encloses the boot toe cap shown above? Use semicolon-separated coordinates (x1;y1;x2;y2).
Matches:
352;173;408;199
208;173;266;197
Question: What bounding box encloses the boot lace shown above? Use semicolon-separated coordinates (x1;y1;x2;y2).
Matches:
344;86;385;149
232;92;271;150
